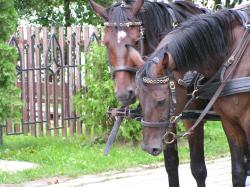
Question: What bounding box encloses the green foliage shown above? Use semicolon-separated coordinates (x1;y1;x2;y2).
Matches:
74;43;141;142
14;0;245;26
0;0;17;42
14;0;113;26
0;0;21;123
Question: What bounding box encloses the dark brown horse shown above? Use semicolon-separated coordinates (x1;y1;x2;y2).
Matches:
90;1;209;187
136;8;250;187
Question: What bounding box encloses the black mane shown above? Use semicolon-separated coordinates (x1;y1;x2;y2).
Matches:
143;9;242;78
106;0;206;52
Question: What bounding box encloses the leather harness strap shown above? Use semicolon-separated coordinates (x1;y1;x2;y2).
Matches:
182;26;250;136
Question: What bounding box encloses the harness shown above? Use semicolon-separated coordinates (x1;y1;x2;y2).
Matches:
140;10;250;144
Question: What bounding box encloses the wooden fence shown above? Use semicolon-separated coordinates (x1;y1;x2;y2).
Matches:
4;26;99;139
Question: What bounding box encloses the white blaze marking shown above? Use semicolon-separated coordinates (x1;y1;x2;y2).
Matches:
117;30;127;43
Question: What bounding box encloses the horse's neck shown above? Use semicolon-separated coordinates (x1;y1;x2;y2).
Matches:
170;4;205;24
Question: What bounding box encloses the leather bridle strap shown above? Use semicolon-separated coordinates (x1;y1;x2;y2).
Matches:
140;71;178;128
111;66;138;76
141;119;170;128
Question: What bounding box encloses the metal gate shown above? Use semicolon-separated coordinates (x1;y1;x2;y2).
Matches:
0;26;98;144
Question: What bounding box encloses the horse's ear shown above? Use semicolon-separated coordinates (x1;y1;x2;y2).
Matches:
126;45;145;68
89;0;108;20
167;52;176;70
162;52;176;70
131;0;144;16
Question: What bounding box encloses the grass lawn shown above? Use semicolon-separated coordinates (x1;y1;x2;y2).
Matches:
0;121;229;184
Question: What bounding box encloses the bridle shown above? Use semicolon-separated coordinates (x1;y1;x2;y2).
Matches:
137;44;201;144
104;19;145;79
104;0;180;79
139;69;185;144
140;71;178;128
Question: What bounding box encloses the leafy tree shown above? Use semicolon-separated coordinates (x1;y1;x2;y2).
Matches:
14;0;113;26
0;0;21;123
196;0;244;9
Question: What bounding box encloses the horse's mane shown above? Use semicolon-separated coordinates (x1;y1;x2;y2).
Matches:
106;0;206;52
142;9;242;78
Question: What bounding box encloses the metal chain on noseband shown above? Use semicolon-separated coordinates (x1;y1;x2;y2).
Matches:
142;76;169;84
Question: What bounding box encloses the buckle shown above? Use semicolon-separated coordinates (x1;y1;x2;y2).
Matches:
169;116;176;124
173;22;178;28
169;81;175;90
170;114;182;124
191;89;199;99
245;22;250;29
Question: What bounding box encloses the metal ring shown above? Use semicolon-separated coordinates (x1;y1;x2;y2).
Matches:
162;131;176;145
192;89;198;98
169;116;176;124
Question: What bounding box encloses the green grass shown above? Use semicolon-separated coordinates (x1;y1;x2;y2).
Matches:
0;121;229;184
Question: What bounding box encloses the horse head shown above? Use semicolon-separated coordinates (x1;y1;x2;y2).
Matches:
135;46;187;156
89;0;145;106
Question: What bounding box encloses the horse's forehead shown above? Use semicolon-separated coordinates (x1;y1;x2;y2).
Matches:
152;87;167;95
117;30;127;43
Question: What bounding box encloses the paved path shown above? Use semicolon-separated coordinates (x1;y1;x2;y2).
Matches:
49;157;250;187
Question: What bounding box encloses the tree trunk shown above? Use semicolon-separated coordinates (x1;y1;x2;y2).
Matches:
64;0;71;27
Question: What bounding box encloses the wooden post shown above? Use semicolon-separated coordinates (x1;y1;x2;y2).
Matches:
35;27;43;136
27;27;36;136
43;27;51;136
67;27;75;136
19;27;29;135
76;27;82;135
59;27;67;137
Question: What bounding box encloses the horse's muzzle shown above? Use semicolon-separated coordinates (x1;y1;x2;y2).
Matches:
141;143;162;156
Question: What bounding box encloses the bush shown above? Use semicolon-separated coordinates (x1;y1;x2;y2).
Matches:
74;43;141;142
0;0;21;123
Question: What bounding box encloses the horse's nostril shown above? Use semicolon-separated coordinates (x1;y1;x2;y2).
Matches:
152;148;162;156
127;90;134;99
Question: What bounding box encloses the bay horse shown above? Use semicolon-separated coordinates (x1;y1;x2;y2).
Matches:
90;1;210;186
89;0;208;106
135;8;250;187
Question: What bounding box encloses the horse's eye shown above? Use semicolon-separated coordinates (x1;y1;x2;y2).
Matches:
156;99;166;106
134;39;140;46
